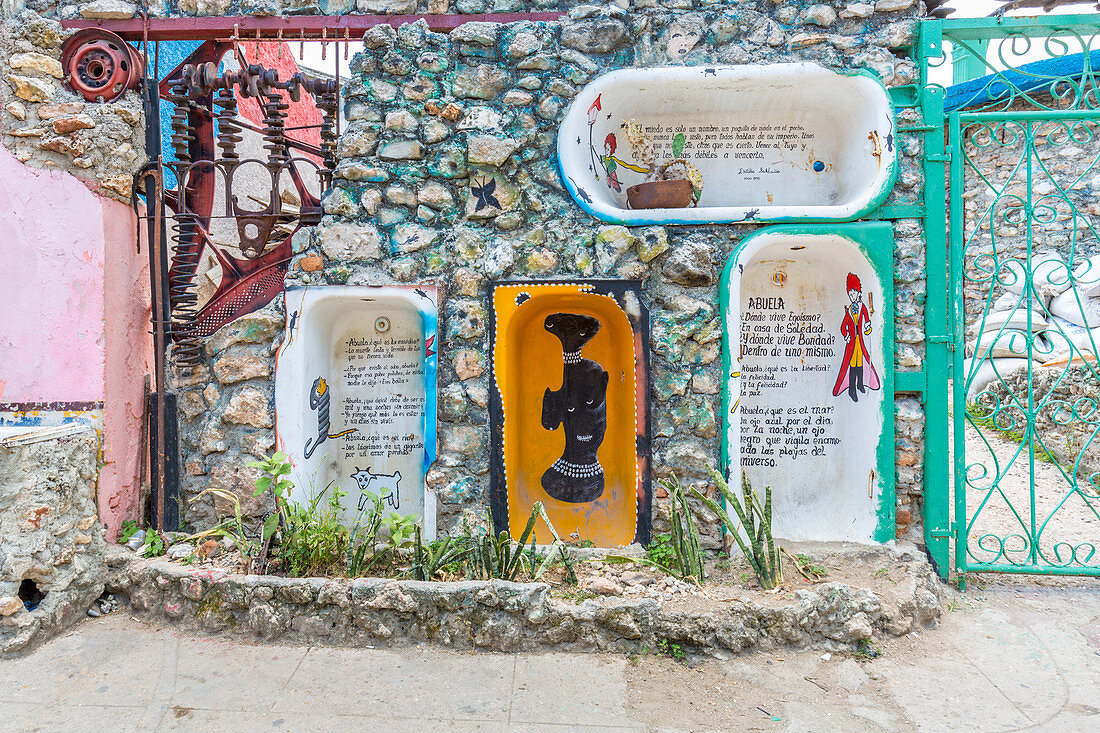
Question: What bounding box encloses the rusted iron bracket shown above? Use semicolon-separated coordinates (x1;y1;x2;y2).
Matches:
61;13;566;42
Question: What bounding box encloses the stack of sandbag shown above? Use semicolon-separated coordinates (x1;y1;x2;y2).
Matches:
1042;252;1100;364
964;249;1084;401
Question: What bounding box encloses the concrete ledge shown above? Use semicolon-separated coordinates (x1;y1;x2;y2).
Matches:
105;544;945;655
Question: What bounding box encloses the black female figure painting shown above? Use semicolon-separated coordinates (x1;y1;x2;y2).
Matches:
540;313;609;503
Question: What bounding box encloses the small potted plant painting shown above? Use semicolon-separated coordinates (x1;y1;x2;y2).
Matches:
621;119;705;209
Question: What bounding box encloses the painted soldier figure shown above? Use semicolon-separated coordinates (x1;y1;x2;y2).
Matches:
832;273;881;403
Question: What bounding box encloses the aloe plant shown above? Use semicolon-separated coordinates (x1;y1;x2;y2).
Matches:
412;525;472;581
468;505;539;581
465;503;577;583
692;469;782;590
657;474;705;583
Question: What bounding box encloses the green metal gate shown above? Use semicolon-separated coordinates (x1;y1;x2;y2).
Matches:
919;15;1100;581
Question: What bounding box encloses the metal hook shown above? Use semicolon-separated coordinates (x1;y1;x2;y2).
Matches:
321;26;327;62
277;28;283;60
344;27;350;61
299;28;305;60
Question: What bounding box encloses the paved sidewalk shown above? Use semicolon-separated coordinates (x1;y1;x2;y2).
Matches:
1;576;1097;732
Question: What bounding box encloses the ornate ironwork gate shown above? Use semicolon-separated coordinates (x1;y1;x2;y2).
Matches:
922;15;1100;581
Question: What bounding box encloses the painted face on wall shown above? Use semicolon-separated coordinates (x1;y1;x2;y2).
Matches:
665;22;702;59
540;313;609;503
848;288;861;305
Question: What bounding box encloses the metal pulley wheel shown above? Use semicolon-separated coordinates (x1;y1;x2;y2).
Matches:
60;29;144;102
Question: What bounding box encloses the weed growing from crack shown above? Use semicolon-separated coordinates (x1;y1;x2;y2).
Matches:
657;638;688;664
854;639;881;661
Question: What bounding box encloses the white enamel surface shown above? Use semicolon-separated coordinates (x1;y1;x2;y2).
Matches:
558;64;896;224
724;234;886;542
275;286;437;535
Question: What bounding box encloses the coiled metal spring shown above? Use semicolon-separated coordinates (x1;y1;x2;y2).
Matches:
166;74;205;368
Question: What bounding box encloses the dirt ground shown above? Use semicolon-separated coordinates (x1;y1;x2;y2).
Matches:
623;571;1100;732
959;416;1099;569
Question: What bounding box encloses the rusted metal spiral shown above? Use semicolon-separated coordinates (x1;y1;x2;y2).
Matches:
260;71;291;166
162;60;339;361
166;73;205;368
167;76;193;166
214;86;242;161
313;80;339;189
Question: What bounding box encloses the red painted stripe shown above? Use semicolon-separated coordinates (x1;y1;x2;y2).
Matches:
62;13;565;42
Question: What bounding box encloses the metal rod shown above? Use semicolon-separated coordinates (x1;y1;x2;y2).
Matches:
918;17;954;580
334;38;340;139
947;108;967;578
140;71;174;532
62;13;565;41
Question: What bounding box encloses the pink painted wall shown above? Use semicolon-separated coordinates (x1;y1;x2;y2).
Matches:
0;148;106;402
0;147;151;540
101;197;153;538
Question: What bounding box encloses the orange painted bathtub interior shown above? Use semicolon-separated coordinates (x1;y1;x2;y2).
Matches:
493;284;638;547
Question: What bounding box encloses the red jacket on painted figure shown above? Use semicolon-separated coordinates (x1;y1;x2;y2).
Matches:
832;299;881;397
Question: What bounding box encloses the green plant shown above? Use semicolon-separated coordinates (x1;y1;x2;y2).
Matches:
119;519;140;543
382;511;419;553
249;451;295;543
657;638;688;664
658;474;705;583
140;529;166;557
465;503;575;583
645;533;678;574
279;485;349;577
533;503;577;584
188;485;255;568
786;551;827;581
345;488;386;577
966;403;1061;467
189;451;294;573
468;505;540;581
412;526;473;581
854;639;881;660
693;469;782;590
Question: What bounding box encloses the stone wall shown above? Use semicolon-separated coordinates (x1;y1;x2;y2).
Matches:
0;10;145;203
106;544;945;655
171;0;931;544
0;427;107;656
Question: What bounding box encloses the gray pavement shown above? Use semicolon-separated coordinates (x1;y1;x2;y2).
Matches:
1;576;1098;732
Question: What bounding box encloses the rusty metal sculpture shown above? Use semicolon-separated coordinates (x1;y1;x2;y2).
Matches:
60;29;144;102
163;58;337;365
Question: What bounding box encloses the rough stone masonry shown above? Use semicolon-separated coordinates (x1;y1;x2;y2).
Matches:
0;428;107;656
1;1;931;549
